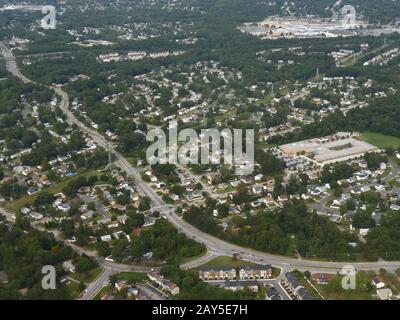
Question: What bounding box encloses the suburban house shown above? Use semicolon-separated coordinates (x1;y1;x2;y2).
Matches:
281;272;315;300
199;264;272;281
62;260;76;273
266;287;282;300
147;271;180;295
238;265;273;280
198;267;237;280
115;280;130;292
223;280;259;293
371;276;385;289
311;273;334;285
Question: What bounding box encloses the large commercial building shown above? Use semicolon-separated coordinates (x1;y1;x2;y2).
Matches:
280;132;380;165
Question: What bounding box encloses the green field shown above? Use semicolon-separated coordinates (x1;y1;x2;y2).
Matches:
313;271;377;300
213;108;236;122
114;272;147;284
180;251;209;264
69;267;103;284
66;281;84;299
94;285;112;300
358;132;400;149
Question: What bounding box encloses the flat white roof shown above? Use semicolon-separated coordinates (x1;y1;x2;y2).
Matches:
281;137;380;164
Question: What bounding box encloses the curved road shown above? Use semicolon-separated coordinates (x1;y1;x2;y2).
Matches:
2;42;400;275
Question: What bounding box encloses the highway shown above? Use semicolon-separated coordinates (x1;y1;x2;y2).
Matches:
80;268;115;300
1;41;400;281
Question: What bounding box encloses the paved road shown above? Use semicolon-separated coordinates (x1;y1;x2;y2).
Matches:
384;159;400;185
2;42;400;278
0;43;31;83
80;268;115;300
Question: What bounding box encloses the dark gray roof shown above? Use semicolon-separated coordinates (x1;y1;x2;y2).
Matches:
266;287;282;300
297;287;315;300
224;280;259;288
240;264;272;271
285;272;302;289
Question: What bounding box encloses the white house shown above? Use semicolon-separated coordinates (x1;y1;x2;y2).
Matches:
372;277;385;289
101;235;112;242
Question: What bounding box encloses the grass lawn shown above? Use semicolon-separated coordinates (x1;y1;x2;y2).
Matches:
255;94;275;106
66;281;84;299
81;244;97;252
216;185;235;194
94;285;112;300
313;271;377;300
257;142;276;150
271;268;282;279
69;267;103;284
388;179;400;189
316;285;376;300
114;272;147;284
5;169;99;213
127;158;138;166
213;108;236;122
180;251;208;264
381;272;400;295
199;256;258;269
358;132;400;149
316;286;375;300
